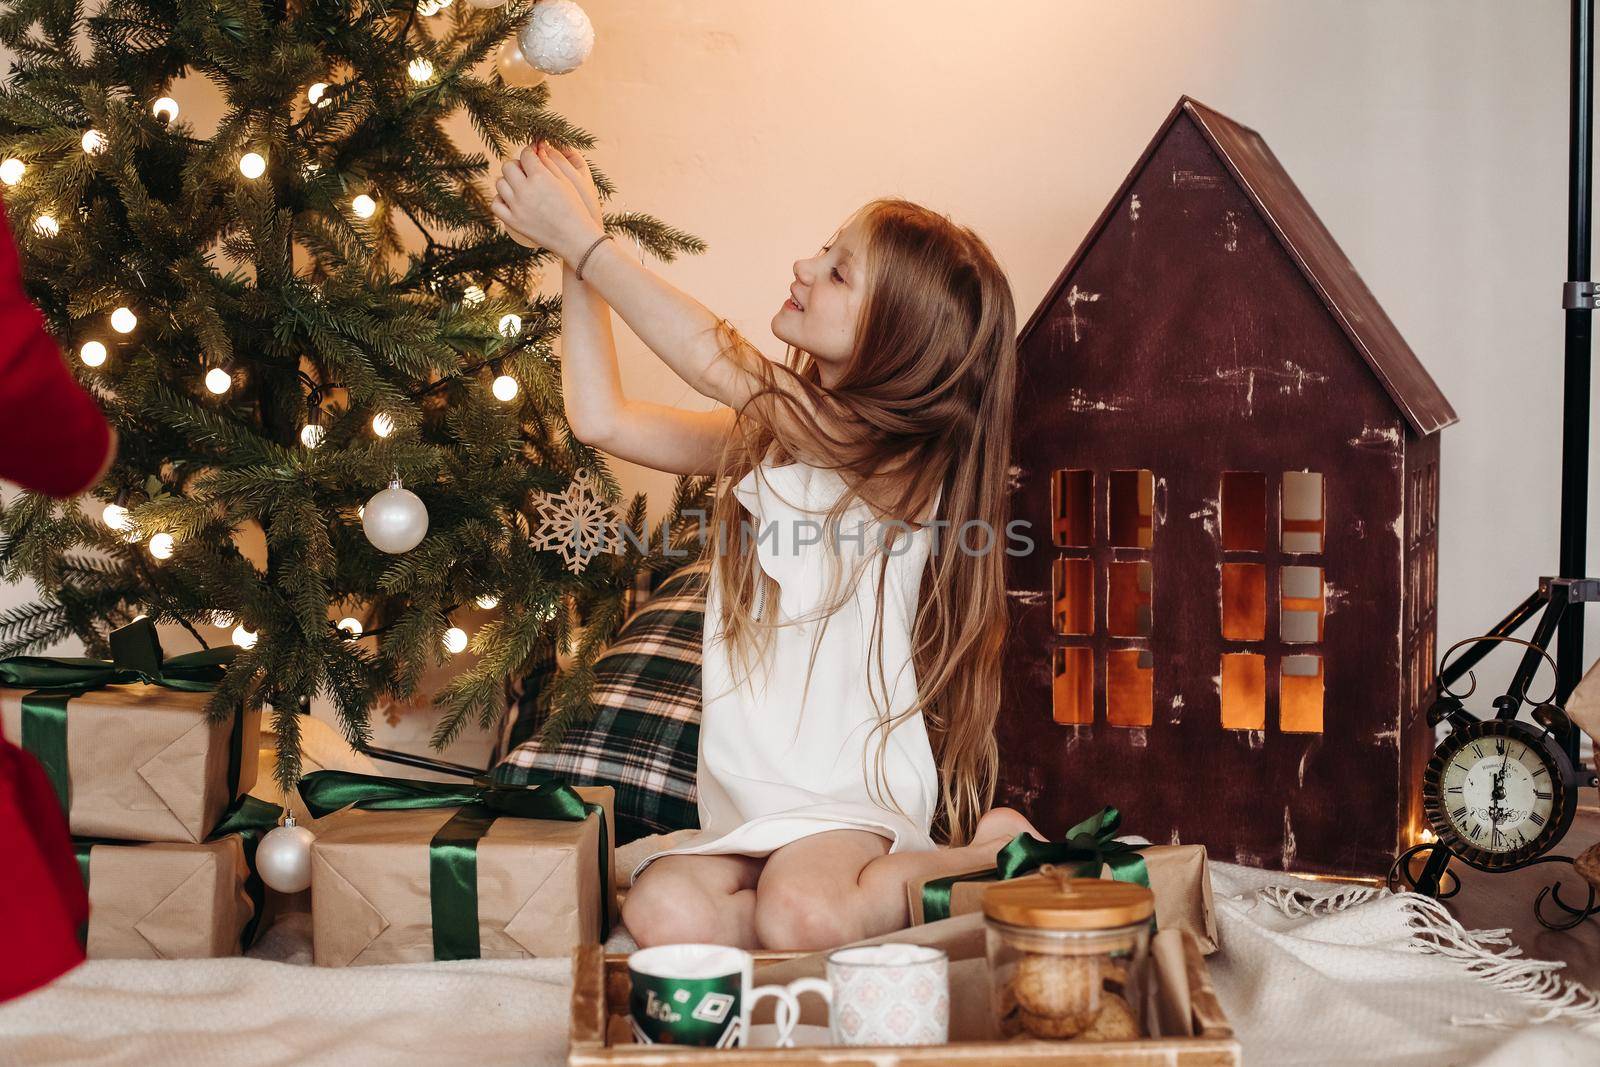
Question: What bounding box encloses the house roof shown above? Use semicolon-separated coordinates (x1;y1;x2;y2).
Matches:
1019;95;1458;437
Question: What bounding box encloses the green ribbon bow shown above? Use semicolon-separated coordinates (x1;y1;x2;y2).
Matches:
0;618;240;815
73;794;283;951
921;806;1152;923
297;770;611;960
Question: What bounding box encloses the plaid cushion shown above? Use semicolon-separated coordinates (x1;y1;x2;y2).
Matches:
492;559;706;843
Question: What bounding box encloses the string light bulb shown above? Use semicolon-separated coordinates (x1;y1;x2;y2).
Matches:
351;193;377;219
307;82;329;107
102;503;130;530
497;313;521;338
371;412;395;438
148;532;175;560
111;307;137;333
491;374;518;402
79;340;108;367
0;158;24;185
231;625;258;649
33;214;59;237
81;129;106;155
442;626;469;655
475;595;499;610
238;151;266;179
337;617;363;636
408;57;435;82
152;97;179;122
204;367;232;395
462;284;486;307
215;612;237;629
300;423;326;449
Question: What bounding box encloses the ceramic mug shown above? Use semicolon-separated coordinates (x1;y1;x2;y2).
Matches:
788;943;950;1046
627;943;805;1049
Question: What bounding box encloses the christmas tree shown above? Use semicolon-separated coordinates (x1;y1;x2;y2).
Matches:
0;0;712;789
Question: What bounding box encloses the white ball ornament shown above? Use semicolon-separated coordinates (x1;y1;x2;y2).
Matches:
518;0;595;75
494;38;547;88
256;816;315;894
363;477;430;554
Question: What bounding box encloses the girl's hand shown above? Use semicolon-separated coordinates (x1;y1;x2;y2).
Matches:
544;143;604;226
491;142;603;262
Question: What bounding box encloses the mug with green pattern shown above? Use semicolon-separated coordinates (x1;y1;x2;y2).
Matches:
628;944;803;1048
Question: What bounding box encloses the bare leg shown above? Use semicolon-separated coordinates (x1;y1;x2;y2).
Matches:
623;852;766;949
751;808;1041;951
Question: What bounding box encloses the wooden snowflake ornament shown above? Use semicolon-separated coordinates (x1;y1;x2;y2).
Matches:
530;468;619;574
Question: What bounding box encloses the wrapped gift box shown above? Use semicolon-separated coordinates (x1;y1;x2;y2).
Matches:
310;783;616;966
1;683;259;843
905;842;1218;954
75;835;256;959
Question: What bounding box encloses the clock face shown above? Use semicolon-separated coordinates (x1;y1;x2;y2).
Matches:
1422;719;1573;871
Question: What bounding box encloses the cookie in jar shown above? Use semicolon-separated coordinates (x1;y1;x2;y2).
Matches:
982;867;1154;1041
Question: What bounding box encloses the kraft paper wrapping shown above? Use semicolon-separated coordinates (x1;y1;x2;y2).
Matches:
0;684;260;843
81;836;254;959
904;843;1218;954
310;785;616;967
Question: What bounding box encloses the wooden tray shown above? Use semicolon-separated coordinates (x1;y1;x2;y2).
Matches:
569;933;1240;1065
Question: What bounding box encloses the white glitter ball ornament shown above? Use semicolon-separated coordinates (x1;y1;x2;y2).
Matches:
517;0;595;75
256;816;315;893
362;477;430;553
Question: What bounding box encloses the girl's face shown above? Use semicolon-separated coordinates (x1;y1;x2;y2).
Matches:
772;215;868;384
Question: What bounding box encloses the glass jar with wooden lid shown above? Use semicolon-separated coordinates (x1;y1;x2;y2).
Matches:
982;865;1155;1041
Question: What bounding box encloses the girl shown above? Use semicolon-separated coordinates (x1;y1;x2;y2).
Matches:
493;142;1040;951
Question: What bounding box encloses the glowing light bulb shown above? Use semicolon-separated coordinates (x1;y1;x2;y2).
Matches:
81;129;106;155
79;340;108;367
417;0;440;13
475;595;499;610
33;214;59;237
215;612;237;629
204;367;232;394
408;57;435;82
238;151;266;179
337;617;363;636
371;412;394;438
300;423;326;449
0;158;24;185
497;313;521;338
111;307;137;333
102;503;130;530
442;626;469;655
152;97;179;122
307;82;329;107
232;625;258;649
491;374;518;402
351;193;377;219
462;284;486;307
148;532;175;560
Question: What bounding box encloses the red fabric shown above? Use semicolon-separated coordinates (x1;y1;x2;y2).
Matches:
0;728;87;1002
0;196;113;497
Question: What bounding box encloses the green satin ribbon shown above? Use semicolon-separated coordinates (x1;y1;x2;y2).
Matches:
298;770;611;959
73;794;283;950
1;619;240;819
921;806;1152;923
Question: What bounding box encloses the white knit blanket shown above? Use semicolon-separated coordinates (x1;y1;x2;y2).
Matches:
3;860;1598;1066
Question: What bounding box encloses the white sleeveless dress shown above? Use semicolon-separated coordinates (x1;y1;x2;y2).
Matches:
631;458;942;880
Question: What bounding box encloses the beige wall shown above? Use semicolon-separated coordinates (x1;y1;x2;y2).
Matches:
3;1;1596;763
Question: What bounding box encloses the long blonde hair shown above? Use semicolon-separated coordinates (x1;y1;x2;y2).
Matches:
699;197;1018;846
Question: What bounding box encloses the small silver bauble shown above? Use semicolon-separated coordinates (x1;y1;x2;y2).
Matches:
518;0;595;75
362;477;430;554
256;816;315;894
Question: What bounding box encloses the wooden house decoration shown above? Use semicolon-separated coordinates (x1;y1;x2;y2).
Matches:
997;96;1458;877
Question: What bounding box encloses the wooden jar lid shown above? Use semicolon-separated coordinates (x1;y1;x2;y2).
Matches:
982;870;1154;930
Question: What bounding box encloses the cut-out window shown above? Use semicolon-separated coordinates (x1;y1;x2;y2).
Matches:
1108;561;1152;637
1281;565;1324;643
1221;563;1266;641
1221;653;1265;730
1221;472;1266;552
1053;557;1092;635
1107;649;1153;726
1281;471;1324;554
1053;646;1092;725
1109;469;1154;548
1429;465;1438;532
1052;469;1093;547
1281;655;1324;733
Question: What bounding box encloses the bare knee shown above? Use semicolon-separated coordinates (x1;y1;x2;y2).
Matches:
753;879;865;951
622;866;725;948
